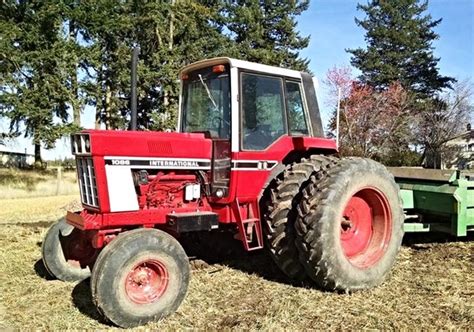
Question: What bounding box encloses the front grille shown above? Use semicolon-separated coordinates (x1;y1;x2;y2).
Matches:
76;157;99;208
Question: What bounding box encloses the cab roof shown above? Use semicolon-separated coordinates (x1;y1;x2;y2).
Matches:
180;57;304;79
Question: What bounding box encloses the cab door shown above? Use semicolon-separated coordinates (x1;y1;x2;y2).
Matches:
233;71;310;199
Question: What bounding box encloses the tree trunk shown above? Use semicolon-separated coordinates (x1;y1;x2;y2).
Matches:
34;142;42;168
69;19;80;127
71;69;80;126
105;84;112;129
169;0;175;51
95;113;101;129
163;0;175;109
95;70;103;129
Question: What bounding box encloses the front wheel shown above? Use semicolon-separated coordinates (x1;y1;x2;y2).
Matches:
41;218;97;282
90;228;190;328
295;158;404;291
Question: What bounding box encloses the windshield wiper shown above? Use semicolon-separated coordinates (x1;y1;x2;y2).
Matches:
198;74;218;110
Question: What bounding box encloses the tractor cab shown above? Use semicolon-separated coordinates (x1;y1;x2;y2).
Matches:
178;57;325;146
177;58;329;199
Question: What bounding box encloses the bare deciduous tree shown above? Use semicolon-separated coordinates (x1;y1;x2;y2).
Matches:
418;79;474;168
325;66;416;165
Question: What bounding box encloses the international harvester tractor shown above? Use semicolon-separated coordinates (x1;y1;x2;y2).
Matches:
42;57;403;327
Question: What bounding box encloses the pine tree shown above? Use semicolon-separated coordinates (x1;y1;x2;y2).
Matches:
0;0;79;165
75;0;230;130
347;0;454;97
2;0;313;143
132;0;231;130
73;0;134;130
223;0;310;71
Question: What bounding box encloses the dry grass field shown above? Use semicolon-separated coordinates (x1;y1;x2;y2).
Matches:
0;172;472;329
0;195;79;224
0;168;78;199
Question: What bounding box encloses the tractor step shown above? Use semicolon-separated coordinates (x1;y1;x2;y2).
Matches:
233;200;263;251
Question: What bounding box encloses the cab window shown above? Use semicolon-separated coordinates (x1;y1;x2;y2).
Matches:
286;81;308;135
241;73;286;150
181;66;230;138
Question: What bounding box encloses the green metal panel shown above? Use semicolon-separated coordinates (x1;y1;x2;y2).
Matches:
400;189;414;209
391;168;474;237
403;223;430;232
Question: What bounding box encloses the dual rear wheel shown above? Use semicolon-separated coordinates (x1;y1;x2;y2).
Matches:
263;156;404;291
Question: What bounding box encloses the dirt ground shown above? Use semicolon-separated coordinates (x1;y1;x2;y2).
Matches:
0;215;473;330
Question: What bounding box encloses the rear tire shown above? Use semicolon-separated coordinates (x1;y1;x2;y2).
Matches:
41;218;96;282
261;156;338;280
295;158;404;291
91;228;190;328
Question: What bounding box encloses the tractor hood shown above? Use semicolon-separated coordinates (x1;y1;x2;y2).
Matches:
73;130;212;160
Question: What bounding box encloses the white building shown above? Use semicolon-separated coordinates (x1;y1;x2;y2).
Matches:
0;148;35;168
444;125;474;169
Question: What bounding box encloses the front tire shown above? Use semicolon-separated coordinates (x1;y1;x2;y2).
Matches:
41;218;96;282
90;228;190;328
295;158;404;291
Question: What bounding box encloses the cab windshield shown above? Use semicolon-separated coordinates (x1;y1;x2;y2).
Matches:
181;65;231;139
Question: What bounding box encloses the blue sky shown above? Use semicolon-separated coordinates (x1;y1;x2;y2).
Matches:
298;0;474;123
3;0;473;160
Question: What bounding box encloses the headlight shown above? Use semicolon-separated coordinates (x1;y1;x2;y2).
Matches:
71;134;91;155
84;136;91;152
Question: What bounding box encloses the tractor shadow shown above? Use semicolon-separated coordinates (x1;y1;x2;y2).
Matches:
33;260;108;324
217;250;289;281
179;232;305;287
71;278;111;325
32;259;108;324
182;230;474;286
33;259;110;325
34;259;55;280
219;251;306;286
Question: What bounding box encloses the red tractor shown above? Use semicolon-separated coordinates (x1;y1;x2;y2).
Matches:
42;58;403;328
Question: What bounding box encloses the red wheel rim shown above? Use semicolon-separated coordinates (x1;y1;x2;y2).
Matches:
340;187;392;269
125;259;169;304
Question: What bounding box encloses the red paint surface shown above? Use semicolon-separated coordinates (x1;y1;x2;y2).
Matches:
340;187;392;269
68;130;337;250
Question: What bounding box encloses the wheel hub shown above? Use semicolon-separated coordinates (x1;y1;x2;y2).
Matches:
125;260;169;304
340;217;353;232
131;268;149;285
339;187;392;269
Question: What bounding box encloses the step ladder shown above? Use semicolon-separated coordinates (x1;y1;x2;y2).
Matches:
233;198;263;251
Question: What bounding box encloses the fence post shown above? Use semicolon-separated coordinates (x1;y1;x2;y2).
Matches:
56;166;62;196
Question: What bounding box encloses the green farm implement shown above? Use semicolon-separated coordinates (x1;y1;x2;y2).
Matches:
390;168;474;237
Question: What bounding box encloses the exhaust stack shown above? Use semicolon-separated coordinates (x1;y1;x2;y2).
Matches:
130;47;139;131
